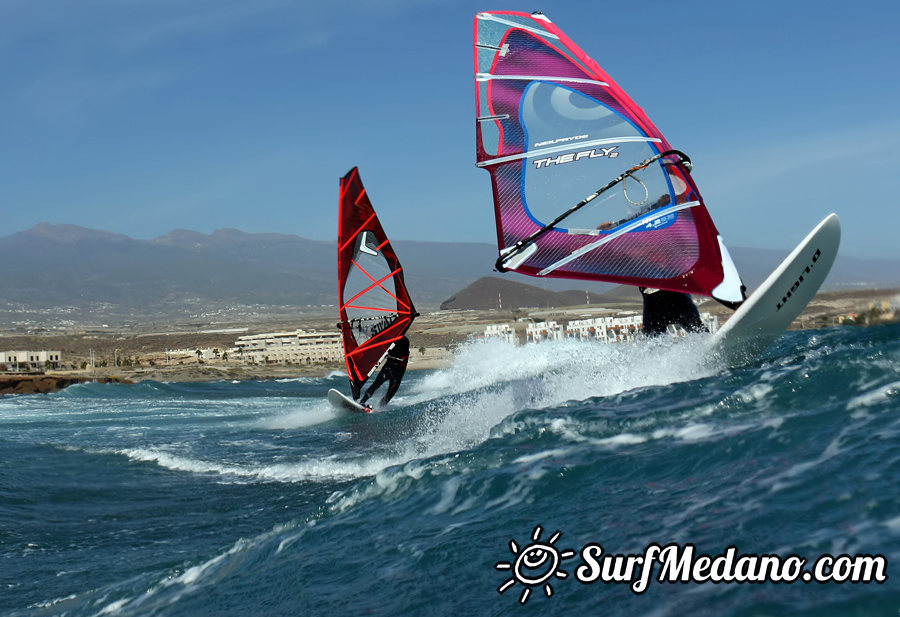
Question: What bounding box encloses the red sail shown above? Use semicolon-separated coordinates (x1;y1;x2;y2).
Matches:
337;167;416;395
474;11;743;303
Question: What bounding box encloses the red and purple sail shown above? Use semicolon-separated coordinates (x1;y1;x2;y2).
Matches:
474;11;743;303
338;167;416;396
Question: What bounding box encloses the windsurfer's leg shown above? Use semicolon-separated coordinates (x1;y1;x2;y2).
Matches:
378;363;406;407
359;369;388;405
640;288;708;337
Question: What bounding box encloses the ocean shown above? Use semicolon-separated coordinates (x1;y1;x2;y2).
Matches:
2;323;899;616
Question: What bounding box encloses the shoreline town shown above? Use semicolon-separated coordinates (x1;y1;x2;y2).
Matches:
2;287;898;395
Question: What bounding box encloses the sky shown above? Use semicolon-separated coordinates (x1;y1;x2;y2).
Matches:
1;0;899;259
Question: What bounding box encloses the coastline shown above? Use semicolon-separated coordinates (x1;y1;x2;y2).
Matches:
3;288;896;395
0;353;455;395
0;374;131;396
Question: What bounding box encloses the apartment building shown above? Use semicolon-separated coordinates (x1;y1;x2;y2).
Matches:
525;320;565;343
486;311;719;346
231;329;343;364
483;323;517;345
566;315;643;343
1;350;62;371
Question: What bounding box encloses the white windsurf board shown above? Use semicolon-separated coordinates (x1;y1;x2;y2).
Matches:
706;213;841;368
327;389;372;413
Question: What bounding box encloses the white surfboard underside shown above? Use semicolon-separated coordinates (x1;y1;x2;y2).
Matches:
327;389;371;414
707;214;841;368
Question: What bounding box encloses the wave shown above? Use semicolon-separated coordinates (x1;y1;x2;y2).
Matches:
6;324;900;616
108;446;410;483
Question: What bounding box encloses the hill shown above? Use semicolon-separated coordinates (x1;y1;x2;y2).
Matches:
0;223;497;325
440;277;641;311
2;222;899;327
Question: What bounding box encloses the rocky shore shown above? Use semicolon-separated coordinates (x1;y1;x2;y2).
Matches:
0;374;132;396
0;352;455;396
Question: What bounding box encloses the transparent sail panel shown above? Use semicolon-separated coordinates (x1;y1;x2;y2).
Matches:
343;239;399;344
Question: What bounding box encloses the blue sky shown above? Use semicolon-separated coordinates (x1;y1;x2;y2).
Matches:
1;0;898;259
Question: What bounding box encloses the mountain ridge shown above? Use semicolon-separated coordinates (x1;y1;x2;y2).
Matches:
2;223;897;324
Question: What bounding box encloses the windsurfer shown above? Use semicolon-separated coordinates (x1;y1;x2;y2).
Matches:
639;287;708;337
358;335;410;408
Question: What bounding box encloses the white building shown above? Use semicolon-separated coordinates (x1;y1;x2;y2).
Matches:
1;350;62;371
482;309;720;349
563;311;718;343
231;329;343;364
565;315;642;343
483;323;517;345
566;318;604;342
526;320;565;343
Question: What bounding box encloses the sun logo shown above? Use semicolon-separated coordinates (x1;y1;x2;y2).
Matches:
495;525;576;604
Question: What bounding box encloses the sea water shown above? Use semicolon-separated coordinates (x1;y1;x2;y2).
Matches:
2;323;899;616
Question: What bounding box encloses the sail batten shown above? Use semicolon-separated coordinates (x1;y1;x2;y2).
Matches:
536;201;703;276
338;167;416;397
477;14;560;39
476;137;662;168
474;11;743;300
475;74;608;87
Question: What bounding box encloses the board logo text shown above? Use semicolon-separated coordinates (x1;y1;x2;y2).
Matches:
776;248;821;311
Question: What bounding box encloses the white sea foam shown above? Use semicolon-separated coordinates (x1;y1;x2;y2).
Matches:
114;446;407;483
393;336;782;464
260;402;344;429
399;335;716;458
414;335;713;405
768;435;845;493
97;598;130;614
513;448;574;465
426;475;462;515
733;382;775;405
273;377;319;384
884;515;900;534
593;432;648;447
327;455;458;514
847;380;900;410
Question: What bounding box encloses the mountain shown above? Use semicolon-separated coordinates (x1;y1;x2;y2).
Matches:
2;223;898;324
441;249;900;311
1;224;331;311
440;277;633;311
0;223;498;322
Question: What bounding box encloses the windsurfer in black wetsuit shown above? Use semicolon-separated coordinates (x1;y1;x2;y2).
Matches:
639;287;708;337
359;335;410;408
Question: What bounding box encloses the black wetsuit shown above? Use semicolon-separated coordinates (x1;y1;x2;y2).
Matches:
640;288;708;337
359;336;410;407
